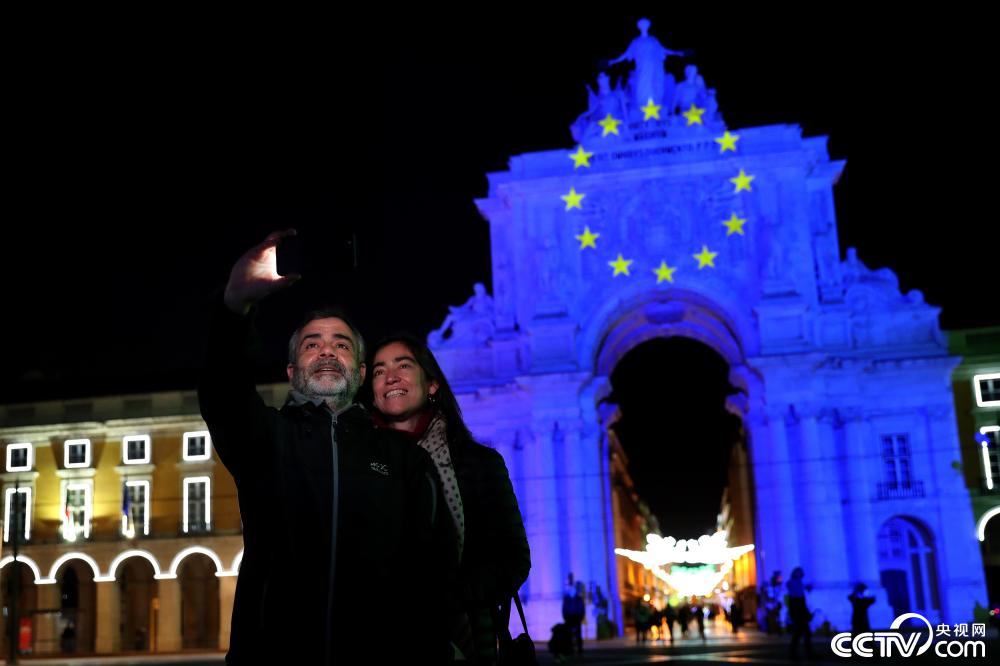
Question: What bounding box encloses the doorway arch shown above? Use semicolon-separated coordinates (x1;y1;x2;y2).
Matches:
178;553;220;649
54;560;96;654
118;557;156;652
877;516;941;619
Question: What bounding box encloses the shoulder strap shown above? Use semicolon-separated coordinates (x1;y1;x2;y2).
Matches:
513;592;530;636
495;591;532;641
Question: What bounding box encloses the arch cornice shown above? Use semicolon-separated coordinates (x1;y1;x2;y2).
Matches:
584;287;752;380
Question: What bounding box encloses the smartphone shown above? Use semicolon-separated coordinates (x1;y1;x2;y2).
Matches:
276;228;358;278
276;232;304;277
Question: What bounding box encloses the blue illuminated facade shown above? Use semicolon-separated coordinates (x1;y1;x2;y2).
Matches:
429;19;988;633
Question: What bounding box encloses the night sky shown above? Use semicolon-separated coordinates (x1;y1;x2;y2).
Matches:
5;12;996;537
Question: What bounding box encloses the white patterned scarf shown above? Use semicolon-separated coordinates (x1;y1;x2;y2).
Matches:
419;415;465;558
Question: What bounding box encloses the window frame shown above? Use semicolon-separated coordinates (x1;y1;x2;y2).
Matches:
6;442;32;472
61;480;93;541
182;476;211;534
4;487;32;542
974;373;1000;407
122;479;151;537
880;433;915;489
64;438;92;469
122;435;151;465
182;431;212;462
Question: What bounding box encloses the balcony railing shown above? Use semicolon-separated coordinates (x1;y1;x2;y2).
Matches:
876;480;925;500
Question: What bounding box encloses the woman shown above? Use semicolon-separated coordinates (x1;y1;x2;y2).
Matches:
367;333;531;664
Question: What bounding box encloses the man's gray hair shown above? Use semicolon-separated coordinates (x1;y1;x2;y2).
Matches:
287;307;366;365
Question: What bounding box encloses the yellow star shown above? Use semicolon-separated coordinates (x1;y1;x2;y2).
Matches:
575;226;600;250
722;213;746;236
653;261;676;284
730;169;755;193
715;130;740;153
608;254;633;277
598;113;622;137
561;187;585;211
693;245;718;269
682;104;706;126
640;98;662;121
569;145;593;169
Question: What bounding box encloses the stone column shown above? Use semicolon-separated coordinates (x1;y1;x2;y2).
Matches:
745;411;775;581
798;411;848;577
95;581;120;654
525;417;563;635
749;407;801;579
842;413;880;583
218;575;237;650
798;410;851;629
770;407;802;573
156;578;182;652
842;412;894;628
596;399;623;635
563;418;601;637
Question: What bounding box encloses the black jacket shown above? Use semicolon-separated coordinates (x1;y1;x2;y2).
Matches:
199;302;455;664
450;433;531;659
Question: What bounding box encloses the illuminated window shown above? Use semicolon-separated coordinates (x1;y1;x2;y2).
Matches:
881;434;913;489
183;477;211;533
122;480;150;537
61;482;92;541
4;487;32;543
974;373;1000;407
6;443;32;472
64;439;91;468
183;431;211;462
122;435;151;465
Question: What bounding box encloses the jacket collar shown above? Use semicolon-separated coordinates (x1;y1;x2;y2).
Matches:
283;390;369;423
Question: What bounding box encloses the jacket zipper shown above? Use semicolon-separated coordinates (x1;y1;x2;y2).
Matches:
325;409;339;663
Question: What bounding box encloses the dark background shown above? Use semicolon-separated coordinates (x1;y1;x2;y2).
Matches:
4;11;995;536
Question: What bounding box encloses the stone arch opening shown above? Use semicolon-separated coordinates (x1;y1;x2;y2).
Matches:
118;558;157;652
589;289;751;385
1;561;38;656
55;560;96;654
607;336;743;534
592;293;757;632
877;516;941;619
178;553;220;649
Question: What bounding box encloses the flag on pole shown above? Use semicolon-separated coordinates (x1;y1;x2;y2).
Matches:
63;488;74;540
122;483;134;537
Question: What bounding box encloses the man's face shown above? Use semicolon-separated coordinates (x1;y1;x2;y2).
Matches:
286;317;365;403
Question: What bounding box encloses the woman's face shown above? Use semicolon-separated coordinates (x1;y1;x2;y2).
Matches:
371;342;439;430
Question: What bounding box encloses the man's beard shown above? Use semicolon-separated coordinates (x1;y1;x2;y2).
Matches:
291;357;362;409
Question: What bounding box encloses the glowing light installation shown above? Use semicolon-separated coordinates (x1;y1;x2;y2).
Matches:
651;563;732;599
616;532;755;566
616;532;753;597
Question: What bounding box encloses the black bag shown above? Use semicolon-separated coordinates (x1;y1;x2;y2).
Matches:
497;592;539;666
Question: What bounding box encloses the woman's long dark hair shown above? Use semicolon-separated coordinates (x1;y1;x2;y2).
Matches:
366;332;474;446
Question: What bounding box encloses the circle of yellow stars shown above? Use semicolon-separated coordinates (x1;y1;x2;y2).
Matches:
563;119;752;285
